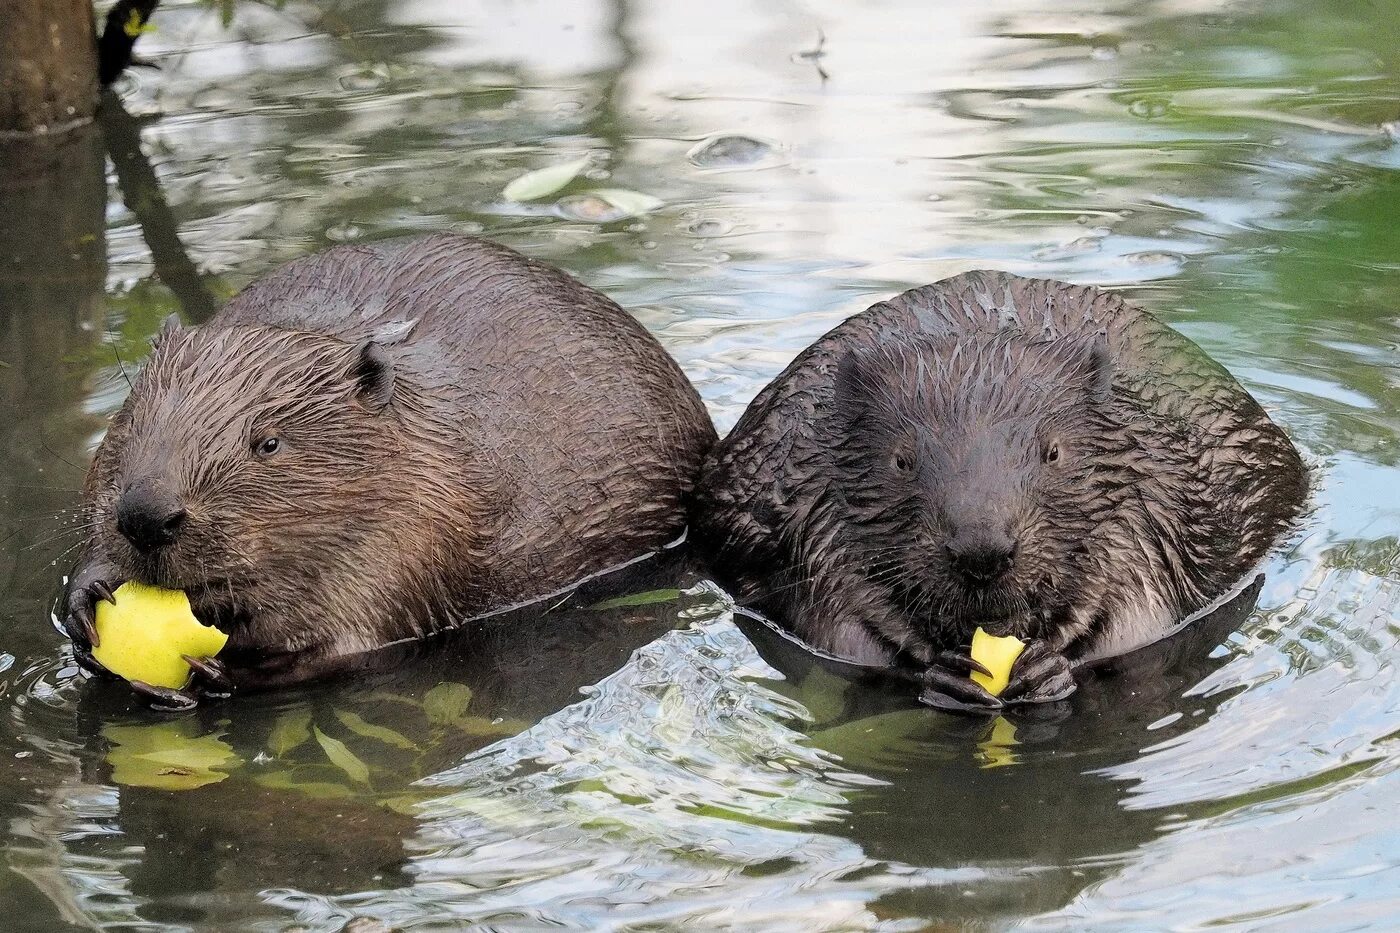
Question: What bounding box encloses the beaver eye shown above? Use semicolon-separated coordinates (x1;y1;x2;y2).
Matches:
1044;441;1062;465
892;453;914;473
255;437;282;458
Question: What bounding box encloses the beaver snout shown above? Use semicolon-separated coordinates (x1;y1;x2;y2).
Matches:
115;482;187;554
945;533;1017;588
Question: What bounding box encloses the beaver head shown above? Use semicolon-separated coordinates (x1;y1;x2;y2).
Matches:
84;321;484;667
825;331;1123;642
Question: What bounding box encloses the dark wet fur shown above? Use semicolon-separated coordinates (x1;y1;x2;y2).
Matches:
693;271;1307;673
66;234;716;687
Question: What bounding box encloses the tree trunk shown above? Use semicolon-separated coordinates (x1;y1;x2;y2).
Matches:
0;0;99;134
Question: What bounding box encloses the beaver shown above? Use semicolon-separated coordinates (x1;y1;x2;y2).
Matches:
692;271;1307;711
60;233;716;707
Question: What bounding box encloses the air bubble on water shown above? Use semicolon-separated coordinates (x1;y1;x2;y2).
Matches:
1128;97;1172;119
687;219;732;237
326;223;362;242
687;134;780;169
338;64;390;91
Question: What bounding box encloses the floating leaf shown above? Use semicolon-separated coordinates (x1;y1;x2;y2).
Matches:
594;188;663;215
588;588;682;611
502;157;591;202
424;682;473;725
314;726;371;785
334;710;419;751
267;710;313;757
557;188;663;223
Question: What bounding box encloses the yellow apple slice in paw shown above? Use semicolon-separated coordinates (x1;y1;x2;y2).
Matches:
92;582;228;690
969;627;1026;698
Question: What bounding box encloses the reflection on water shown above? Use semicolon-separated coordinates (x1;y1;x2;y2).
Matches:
1;0;1398;929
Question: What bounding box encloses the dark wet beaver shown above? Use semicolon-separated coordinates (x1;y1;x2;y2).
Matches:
61;233;716;706
692;271;1307;711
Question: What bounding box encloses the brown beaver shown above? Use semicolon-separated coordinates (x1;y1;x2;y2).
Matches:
61;233;716;707
692;271;1307;711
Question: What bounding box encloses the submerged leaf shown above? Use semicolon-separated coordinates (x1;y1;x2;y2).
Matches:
588;588;682;611
377;792;441;815
503;157;591;202
267;710;313;757
334;710;419;750
253;769;357;800
424;682;474;725
314;726;371;785
453;715;531;737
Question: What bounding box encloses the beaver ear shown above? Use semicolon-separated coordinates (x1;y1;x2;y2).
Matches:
832;350;874;411
150;313;183;349
352;340;395;411
1077;334;1114;403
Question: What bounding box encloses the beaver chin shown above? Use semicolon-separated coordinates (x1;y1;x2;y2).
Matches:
916;582;1052;639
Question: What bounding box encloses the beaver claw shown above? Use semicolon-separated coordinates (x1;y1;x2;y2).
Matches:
182;655;235;697
61;561;123;652
917;649;1003;713
61;567;125;681
126;656;234;711
1001;640;1076;704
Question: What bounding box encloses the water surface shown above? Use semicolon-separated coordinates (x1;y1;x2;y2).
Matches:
1;0;1398;929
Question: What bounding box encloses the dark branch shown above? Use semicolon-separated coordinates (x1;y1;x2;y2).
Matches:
98;0;161;86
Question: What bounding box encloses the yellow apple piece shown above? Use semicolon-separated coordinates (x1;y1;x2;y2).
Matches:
969;627;1026;697
92;582;228;689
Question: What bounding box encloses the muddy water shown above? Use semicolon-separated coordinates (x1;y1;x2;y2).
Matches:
1;0;1397;929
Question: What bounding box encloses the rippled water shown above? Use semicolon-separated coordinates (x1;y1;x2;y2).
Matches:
1;0;1398;929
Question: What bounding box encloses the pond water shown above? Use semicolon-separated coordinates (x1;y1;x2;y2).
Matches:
2;0;1398;929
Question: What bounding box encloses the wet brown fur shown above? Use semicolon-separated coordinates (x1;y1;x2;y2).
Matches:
72;234;716;684
693;271;1307;669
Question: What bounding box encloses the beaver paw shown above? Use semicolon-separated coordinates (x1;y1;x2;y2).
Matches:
128;656;234;712
917;649;1004;713
61;572;124;681
1001;640;1076;705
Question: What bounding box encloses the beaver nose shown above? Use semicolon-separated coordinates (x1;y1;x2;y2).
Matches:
115;484;187;554
946;535;1017;587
